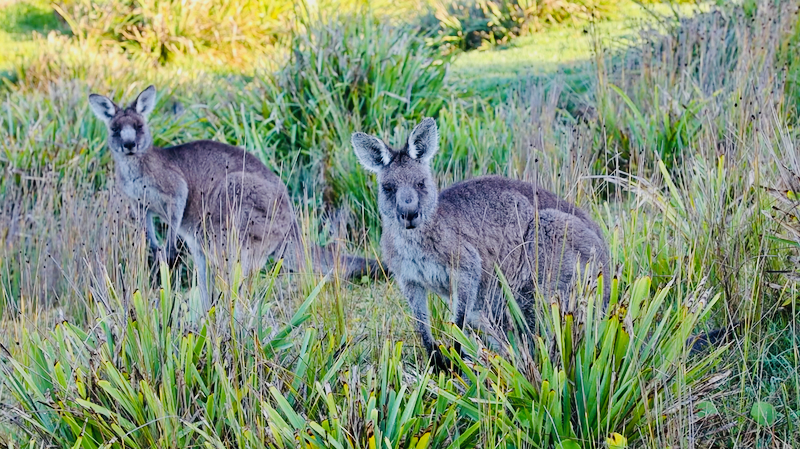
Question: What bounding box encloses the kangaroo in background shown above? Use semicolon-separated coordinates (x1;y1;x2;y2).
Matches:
89;85;380;310
352;118;610;369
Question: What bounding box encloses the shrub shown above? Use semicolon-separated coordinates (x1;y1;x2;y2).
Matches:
423;0;614;53
54;0;293;64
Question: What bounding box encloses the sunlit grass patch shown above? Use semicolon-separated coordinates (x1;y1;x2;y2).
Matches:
447;0;707;93
0;0;68;76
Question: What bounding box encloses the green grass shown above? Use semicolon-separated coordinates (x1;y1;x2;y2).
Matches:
449;1;708;95
0;0;68;75
1;0;800;447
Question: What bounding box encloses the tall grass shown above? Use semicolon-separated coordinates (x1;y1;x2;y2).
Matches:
54;0;293;64
0;257;727;447
595;1;793;174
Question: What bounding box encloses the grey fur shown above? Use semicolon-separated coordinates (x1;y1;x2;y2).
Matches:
352;118;610;369
90;85;379;310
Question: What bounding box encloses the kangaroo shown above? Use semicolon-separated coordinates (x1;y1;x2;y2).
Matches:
89;85;379;310
352;118;609;369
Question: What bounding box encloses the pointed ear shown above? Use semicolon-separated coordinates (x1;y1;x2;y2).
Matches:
88;94;118;124
406;117;439;165
134;85;157;117
351;132;392;173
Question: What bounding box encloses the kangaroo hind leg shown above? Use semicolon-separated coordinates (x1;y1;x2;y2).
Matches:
530;208;608;313
220;173;295;279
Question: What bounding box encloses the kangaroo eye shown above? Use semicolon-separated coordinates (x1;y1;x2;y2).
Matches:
382;184;396;194
416;181;425;190
111;125;120;133
134;124;143;131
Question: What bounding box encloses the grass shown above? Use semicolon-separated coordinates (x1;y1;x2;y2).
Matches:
1;0;800;447
0;0;68;76
448;0;703;92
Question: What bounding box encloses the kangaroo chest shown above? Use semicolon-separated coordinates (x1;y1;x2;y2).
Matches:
116;158;167;215
392;234;451;297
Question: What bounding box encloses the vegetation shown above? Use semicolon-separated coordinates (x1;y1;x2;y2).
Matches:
421;0;614;52
54;0;292;65
1;0;800;447
233;12;451;236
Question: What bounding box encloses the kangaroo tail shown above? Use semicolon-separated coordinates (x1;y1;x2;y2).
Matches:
687;321;741;354
308;244;384;280
280;223;385;281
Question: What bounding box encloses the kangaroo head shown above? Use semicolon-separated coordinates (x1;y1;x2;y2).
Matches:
352;117;439;231
88;85;157;155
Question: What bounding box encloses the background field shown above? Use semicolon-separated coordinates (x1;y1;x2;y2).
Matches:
1;0;799;447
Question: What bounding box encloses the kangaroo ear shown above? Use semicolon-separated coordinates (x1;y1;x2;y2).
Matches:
134;85;157;117
88;94;118;124
352;132;392;173
406;117;439;164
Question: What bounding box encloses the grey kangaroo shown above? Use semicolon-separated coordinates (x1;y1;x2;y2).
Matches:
352;118;609;369
89;85;379;310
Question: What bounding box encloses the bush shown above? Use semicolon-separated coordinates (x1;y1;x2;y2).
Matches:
54;0;293;64
423;0;614;53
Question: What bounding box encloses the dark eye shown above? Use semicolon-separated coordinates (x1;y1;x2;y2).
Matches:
134;123;143;131
111;125;120;133
382;183;396;194
416;181;426;190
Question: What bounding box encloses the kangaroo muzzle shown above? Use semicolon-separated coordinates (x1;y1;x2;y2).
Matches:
120;126;137;153
397;188;420;229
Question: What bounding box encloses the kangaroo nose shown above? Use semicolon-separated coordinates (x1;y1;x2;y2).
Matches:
123;141;135;151
401;210;419;221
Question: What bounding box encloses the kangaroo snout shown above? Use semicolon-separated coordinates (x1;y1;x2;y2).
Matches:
397;188;420;228
398;209;419;228
122;141;136;152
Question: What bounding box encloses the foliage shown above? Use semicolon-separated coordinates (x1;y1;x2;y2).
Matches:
433;272;727;447
0;261;728;448
54;0;293;64
422;0;614;53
